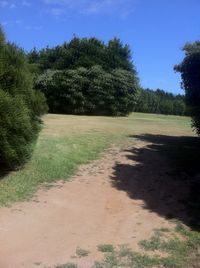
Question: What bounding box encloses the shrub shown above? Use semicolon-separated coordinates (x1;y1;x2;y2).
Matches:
0;26;47;169
175;42;200;134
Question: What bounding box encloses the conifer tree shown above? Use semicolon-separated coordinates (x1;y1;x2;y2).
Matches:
0;26;47;169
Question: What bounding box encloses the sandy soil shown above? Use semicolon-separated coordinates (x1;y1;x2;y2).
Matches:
0;139;189;268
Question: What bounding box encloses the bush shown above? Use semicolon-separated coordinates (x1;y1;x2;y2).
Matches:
0;26;47;169
0;91;33;167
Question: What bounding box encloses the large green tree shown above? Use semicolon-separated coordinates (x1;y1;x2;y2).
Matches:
0;26;47;169
31;37;139;116
175;42;200;134
28;37;135;73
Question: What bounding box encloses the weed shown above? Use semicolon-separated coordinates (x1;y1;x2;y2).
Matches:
75;247;90;258
157;227;170;232
93;244;161;268
139;232;162;251
139;223;200;268
48;263;78;268
97;244;115;253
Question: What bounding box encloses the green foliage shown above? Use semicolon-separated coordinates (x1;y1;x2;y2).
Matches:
139;232;162;251
134;88;187;116
139;224;200;268
51;264;78;268
97;244;115;253
0;26;47;169
29;37;139;116
93;244;161;268
175;41;200;134
36;65;138;116
28;37;135;73
0;90;34;168
49;224;200;268
75;247;90;258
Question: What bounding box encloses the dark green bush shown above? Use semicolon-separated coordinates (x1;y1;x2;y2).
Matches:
0;26;47;169
0;91;33;167
175;42;200;134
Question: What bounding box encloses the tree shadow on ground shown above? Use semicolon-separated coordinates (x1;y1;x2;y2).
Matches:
0;163;10;181
111;134;200;231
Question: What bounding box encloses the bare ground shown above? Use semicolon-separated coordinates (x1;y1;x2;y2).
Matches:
0;139;189;268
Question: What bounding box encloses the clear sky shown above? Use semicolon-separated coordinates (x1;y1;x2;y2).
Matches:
0;0;200;94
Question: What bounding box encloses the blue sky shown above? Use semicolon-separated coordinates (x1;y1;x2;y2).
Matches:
0;0;200;94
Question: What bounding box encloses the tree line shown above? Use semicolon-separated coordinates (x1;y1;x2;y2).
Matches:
134;88;187;116
28;38;187;117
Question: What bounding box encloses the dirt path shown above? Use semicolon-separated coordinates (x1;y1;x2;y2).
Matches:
0;139;189;268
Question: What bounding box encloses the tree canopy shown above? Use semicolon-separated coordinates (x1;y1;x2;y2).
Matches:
28;37;135;73
175;42;200;134
29;37;139;116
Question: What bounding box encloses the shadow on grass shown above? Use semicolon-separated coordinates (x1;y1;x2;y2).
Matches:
0;163;10;181
111;134;200;230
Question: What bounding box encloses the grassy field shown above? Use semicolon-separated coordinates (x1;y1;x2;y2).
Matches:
0;113;194;206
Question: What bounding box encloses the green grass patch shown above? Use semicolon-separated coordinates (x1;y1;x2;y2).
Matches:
94;224;200;267
97;244;115;253
75;247;90;258
139;223;200;268
50;264;78;268
93;244;161;268
0;133;114;206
